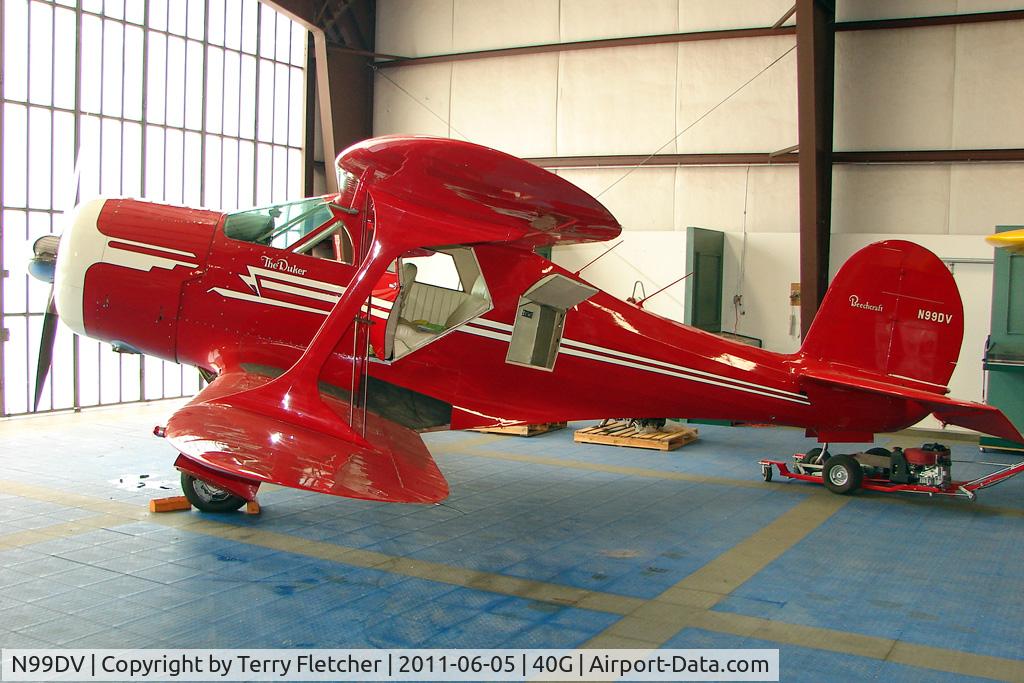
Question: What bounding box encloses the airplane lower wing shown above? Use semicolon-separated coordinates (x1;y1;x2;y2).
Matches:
801;368;1024;444
163;372;449;504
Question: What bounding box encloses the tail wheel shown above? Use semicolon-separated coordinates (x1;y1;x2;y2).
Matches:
822;454;863;495
801;447;828;464
180;473;246;512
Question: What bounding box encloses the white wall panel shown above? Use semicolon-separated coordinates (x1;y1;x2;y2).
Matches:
676;36;797;153
834;27;955;151
832;165;952;234
449;55;557;157
557;44;678;155
721;233;802;352
373;63;453;137
675;166;749;232
955;0;1024;11
376;0;453;57
949;163;1024;234
835;1;957;21
837;0;1024;20
953;20;1024;149
452;0;559;52
560;0;678;41
744;165;798;232
556;167;676;230
678;0;795;32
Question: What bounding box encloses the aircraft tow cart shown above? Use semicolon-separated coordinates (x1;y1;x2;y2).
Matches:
759;443;1024;500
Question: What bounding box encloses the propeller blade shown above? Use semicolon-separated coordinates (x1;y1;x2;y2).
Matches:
33;290;59;412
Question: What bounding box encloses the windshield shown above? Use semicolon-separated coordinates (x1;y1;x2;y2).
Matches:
223;198;333;250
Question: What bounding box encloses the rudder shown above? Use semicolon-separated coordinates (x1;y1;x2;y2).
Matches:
799;240;963;388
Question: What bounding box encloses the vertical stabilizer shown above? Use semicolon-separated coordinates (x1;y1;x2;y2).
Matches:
799;240;963;389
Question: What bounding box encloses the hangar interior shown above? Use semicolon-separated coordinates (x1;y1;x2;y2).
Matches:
2;1;1023;681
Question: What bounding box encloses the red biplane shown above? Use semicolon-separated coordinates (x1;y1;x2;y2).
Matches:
28;136;1024;510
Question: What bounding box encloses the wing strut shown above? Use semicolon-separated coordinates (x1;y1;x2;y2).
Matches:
217;189;418;442
348;188;375;437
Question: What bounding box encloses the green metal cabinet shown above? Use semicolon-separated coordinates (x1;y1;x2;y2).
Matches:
982;225;1024;450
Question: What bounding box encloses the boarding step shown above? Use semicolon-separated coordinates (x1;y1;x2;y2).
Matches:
472;421;567;437
573;421;698;451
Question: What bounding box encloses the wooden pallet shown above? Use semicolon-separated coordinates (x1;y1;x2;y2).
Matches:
472;422;567;437
574;421;698;451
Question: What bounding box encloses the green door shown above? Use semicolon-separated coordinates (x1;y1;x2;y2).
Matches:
684;227;725;333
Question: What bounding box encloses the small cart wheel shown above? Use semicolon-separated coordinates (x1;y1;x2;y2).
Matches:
762;464;773;482
180;473;246;513
822;454;863;495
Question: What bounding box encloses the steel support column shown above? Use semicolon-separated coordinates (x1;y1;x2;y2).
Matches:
323;46;373;172
263;1;374;193
796;0;835;336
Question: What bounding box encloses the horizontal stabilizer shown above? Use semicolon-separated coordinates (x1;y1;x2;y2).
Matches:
164;372;449;504
802;368;1024;444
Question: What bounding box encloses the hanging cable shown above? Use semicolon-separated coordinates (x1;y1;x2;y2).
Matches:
595;44;797;198
371;64;472;140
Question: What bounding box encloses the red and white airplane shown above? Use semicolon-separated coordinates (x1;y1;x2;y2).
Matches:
28;136;1024;511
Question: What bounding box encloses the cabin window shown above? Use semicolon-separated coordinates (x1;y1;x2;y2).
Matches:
383;248;491;360
223;197;354;264
403;251;462;291
506;274;598;371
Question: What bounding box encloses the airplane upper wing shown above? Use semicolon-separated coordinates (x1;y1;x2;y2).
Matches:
801;367;1024;444
337;136;621;250
164;371;449;503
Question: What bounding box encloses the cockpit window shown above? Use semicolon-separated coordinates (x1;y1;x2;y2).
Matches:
224;198;332;250
223;197;354;264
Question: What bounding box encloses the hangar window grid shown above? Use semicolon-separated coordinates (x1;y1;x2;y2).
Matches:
0;0;308;416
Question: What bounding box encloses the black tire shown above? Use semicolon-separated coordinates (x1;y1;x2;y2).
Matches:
865;447;891;457
801;447;828;464
180;473;246;512
762;464;773;482
822;454;863;495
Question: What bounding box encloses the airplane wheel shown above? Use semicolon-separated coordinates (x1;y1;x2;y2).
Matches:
762;464;773;482
180;473;246;512
865;447;891;457
822;454;862;495
801;447;828;464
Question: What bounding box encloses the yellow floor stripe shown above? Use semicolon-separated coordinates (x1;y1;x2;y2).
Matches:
584;494;850;649
690;611;1024;683
0;514;123;551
